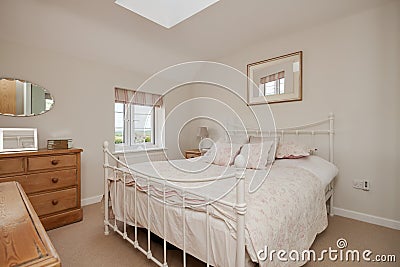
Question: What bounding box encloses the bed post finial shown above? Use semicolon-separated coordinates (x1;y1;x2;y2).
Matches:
234;154;246;267
103;141;109;150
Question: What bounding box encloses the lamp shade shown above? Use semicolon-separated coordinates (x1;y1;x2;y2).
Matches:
197;127;208;138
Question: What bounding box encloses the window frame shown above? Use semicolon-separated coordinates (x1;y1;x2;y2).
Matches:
115;102;156;150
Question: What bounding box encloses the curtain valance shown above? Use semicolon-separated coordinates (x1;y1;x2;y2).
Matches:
260;71;285;84
115;87;163;107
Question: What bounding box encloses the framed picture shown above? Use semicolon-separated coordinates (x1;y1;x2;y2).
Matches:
247;51;302;105
0;128;38;152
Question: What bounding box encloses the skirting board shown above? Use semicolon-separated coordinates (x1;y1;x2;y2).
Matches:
333;207;400;230
81;195;103;206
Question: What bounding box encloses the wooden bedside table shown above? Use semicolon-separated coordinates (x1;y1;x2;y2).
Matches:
185;149;202;159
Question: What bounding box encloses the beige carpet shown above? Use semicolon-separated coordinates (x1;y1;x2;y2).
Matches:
48;204;399;267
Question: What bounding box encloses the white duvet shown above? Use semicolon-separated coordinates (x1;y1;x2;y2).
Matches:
110;156;335;266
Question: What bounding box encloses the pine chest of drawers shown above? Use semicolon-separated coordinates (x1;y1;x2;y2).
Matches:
0;148;83;230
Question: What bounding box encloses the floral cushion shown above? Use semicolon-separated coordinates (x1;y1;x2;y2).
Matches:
249;136;279;164
276;141;310;159
240;141;273;169
212;142;243;166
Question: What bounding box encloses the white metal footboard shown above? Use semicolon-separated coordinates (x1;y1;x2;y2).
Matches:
103;141;247;267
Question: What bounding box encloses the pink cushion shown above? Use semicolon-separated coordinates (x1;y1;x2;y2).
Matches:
240;142;273;169
276;141;310;159
212;142;243;166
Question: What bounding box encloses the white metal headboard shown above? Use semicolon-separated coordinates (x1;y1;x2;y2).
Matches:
228;113;334;163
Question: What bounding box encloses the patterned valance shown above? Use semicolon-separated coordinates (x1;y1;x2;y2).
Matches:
115;87;163;107
260;71;285;84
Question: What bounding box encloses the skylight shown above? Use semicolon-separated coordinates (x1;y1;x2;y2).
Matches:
115;0;220;29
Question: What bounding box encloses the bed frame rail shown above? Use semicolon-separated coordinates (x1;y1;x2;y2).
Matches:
103;142;246;267
102;113;335;266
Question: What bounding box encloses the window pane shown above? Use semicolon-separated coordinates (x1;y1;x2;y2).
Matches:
134;105;152;114
133;129;152;143
279;78;285;94
115;103;124;112
134;114;153;128
132;104;154;144
264;81;276;96
115;103;125;144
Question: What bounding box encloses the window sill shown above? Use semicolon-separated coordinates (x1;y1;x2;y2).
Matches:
113;146;167;155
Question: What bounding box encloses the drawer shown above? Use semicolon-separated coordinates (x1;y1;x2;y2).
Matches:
27;169;78;194
186;153;200;159
29;188;77;217
28;154;76;171
0;157;25;176
0;170;77;194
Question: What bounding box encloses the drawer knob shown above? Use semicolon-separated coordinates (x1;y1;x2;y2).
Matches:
52;199;59;205
51;160;59;165
51;177;59;183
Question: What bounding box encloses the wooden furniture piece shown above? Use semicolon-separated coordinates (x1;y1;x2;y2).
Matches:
0;148;83;230
0;181;61;266
185;149;202;159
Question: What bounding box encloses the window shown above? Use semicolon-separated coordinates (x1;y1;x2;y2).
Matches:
259;70;285;96
114;103;155;146
260;78;285;96
114;103;125;144
114;87;163;150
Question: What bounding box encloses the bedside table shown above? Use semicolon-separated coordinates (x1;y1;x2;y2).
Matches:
185;149;202;159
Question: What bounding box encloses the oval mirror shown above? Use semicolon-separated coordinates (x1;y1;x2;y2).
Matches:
0;78;54;116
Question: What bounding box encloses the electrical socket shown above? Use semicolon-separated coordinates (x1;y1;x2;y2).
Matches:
353;179;370;191
363;180;370;191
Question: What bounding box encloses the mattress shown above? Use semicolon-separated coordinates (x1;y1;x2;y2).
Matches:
109;156;336;266
272;155;338;188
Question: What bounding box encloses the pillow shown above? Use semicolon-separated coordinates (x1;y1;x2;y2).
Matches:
249;136;279;164
212;142;243;166
202;142;217;163
276;141;310;159
221;134;249;145
240;141;273;169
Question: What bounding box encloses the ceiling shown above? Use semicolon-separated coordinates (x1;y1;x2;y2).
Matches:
114;0;221;29
0;0;392;77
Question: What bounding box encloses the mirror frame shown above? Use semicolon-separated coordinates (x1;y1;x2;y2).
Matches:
0;78;55;117
247;51;302;105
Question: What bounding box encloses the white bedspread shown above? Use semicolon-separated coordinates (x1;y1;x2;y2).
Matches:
110;157;331;266
273;155;338;188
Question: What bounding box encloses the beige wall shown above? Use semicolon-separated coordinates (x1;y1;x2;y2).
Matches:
213;1;399;221
0;40;187;201
163;84;196;159
0;1;398;224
